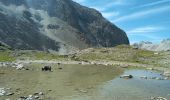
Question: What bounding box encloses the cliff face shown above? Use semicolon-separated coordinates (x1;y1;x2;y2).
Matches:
0;0;129;54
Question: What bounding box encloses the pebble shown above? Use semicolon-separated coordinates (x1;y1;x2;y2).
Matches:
6;92;14;96
34;95;39;99
79;89;88;93
120;75;133;79
48;89;52;91
156;77;163;80
140;76;147;79
147;68;154;70
6;88;11;90
0;62;25;70
34;92;39;95
0;88;6;96
150;77;157;79
164;77;169;80
151;97;167;100
39;92;43;95
163;71;170;77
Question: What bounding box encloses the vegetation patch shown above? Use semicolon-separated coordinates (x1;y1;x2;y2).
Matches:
0;51;15;62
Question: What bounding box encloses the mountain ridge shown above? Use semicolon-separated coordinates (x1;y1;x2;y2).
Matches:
133;39;170;51
0;0;129;54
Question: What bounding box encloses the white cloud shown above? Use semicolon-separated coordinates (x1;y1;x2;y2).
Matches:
0;3;27;17
102;11;119;19
113;5;170;23
113;0;127;5
74;0;129;12
127;26;164;34
137;0;170;8
96;0;129;11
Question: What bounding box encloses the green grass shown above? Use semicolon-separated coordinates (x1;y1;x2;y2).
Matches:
0;51;16;62
75;45;137;61
34;52;67;60
13;50;68;61
75;45;168;67
0;44;169;69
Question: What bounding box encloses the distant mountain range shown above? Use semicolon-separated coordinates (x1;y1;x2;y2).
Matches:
0;0;129;54
133;39;170;51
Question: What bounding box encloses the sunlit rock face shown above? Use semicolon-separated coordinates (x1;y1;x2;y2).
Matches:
0;0;129;54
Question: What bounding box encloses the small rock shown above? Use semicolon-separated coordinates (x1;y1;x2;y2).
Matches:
22;95;34;100
163;71;170;77
79;89;88;93
6;88;11;90
151;77;157;79
120;75;133;79
151;97;167;100
16;64;24;70
20;96;27;99
154;52;159;55
48;89;52;91
39;92;43;95
58;67;63;70
34;95;39;99
0;88;6;96
147;68;154;70
164;77;169;80
34;92;39;95
121;65;128;68
28;95;33;98
156;77;163;80
140;76;147;79
6;92;14;96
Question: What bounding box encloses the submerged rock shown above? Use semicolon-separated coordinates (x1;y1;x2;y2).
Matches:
120;75;133;79
140;76;147;79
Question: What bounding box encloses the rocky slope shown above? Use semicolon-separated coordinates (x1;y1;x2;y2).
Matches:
133;39;170;51
0;0;129;54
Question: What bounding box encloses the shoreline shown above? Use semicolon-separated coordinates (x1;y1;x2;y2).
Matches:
1;60;170;75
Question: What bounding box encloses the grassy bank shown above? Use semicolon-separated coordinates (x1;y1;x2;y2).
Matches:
0;45;170;69
74;45;170;68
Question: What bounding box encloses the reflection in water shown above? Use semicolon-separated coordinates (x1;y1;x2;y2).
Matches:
61;70;170;100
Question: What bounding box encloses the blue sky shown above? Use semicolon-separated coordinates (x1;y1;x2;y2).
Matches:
73;0;170;44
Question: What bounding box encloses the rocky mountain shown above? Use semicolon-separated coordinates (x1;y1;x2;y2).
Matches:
133;39;170;51
0;0;129;54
